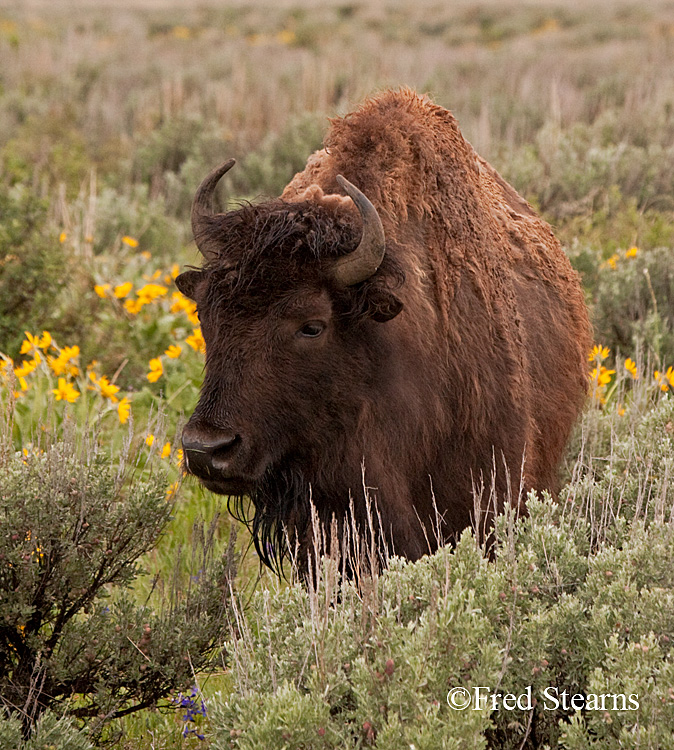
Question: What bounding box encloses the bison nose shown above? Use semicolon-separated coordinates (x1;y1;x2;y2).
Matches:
181;426;241;478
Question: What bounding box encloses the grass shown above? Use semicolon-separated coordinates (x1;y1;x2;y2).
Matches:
2;0;674;746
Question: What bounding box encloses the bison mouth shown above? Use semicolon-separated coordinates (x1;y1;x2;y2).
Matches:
199;475;255;496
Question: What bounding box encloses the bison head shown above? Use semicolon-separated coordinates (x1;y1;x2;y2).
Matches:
176;160;404;568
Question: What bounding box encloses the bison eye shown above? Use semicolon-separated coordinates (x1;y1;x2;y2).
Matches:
296;321;326;339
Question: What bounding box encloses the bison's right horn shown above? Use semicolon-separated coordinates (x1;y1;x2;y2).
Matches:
191;158;236;261
331;175;386;287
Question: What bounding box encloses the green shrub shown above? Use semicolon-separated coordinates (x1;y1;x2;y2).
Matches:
0;188;71;359
0;416;237;741
231;113;325;199
207;499;674;749
502;117;674;222
0;110;90;199
590;246;674;366
0;710;93;750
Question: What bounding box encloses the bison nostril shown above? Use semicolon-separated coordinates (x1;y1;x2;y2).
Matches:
183;433;239;455
181;430;241;477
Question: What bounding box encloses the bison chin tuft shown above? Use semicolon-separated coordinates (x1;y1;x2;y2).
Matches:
222;465;312;575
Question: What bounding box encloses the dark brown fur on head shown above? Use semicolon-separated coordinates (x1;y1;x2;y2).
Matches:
178;199;405;574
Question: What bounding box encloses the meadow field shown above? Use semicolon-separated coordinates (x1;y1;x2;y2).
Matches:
2;0;674;747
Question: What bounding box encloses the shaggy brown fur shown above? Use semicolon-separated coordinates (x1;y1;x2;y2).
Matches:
178;88;591;572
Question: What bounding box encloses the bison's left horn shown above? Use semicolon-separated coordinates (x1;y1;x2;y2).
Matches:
191;158;236;261
331;175;386;287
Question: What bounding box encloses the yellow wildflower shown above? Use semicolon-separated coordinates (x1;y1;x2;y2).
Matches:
161;442;171;459
114;282;133;299
602;253;619;270
617;404;626;416
595;366;615;388
166;480;179;498
47;354;64;374
18;377;28;392
590;365;615;404
136;283;168;303
52;378;80;403
99;377;120;402
20;337;34;354
654;371;669;392
117;397;131;424
20;330;52;355
14;358;39;378
146;434;155;447
122;236;139;248
625;246;638;258
664;366;674;389
165;344;182;359
147;357;163;383
94;284;110;298
186;327;205;354
59;231;67;243
37;331;52;351
589;345;610;362
624;358;638;379
48;346;79;376
175;448;184;467
170;292;199;324
124;298;145;315
89;374;120;403
62;345;79;361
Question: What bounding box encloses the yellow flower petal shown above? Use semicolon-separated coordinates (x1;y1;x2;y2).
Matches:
117;397;131;424
624;358;638;379
146;357;163;383
96;375;120;402
122;236;139;248
37;331;52;351
185;328;205;354
114;282;133;299
124;298;145;315
52;378;80;403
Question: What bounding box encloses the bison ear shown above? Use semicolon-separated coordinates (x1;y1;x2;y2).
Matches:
175;270;202;300
363;287;404;322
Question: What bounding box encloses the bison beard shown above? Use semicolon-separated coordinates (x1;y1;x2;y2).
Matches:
177;88;591;575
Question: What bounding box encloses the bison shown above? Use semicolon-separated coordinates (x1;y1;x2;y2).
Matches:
177;88;590;573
